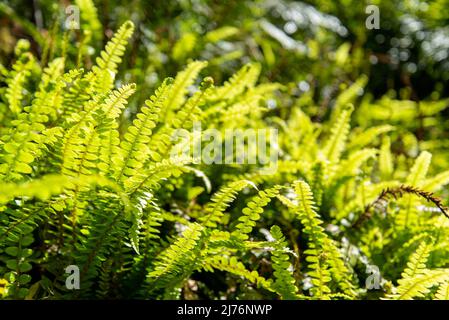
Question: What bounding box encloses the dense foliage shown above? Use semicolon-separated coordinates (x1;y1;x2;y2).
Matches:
0;0;449;300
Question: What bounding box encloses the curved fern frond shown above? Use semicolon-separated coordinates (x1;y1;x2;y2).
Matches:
209;62;261;101
200;179;257;228
125;156;191;195
233;185;283;241
333;75;367;117
386;241;449;300
389;270;449;300
92;20;134;93
162;61;207;121
203;255;273;291
148;222;204;291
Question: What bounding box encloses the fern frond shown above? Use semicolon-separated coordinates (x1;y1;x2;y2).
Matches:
384;240;449;300
292;180;331;297
74;0;102;44
323;104;354;164
162;61;207;121
401;241;433;280
96;84;136;176
422;170;449;192
399;151;433;227
115;78;172;182
348;124;394;150
146;77;213;163
148;222;204;291
125;156;191;195
379;136;393;180
92;20;134;93
406;151;432;187
200;180;257;228
202;255;273;291
435;280;449;300
339;148;377;176
5;52;35;115
270;225;301;300
333;75;367;118
61;82;135;176
355;185;449;227
389;270;449;300
209;62;261;101
233;185;283;241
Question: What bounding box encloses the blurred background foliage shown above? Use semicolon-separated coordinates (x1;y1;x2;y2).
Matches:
1;0;449;169
2;0;449;96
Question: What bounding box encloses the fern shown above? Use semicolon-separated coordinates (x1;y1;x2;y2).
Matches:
1;7;449;301
92;21;134;94
202;255;273;291
115;78;172;182
387;241;449;299
270;225;301;300
148;223;204;293
199;179;257;228
323;104;354;164
233;186;283;241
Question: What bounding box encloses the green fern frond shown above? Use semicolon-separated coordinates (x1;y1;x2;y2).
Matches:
92;20;134;93
125;156;191;195
435;280;449;300
423;170;449;192
348;124;394;150
406;151;432;187
200;180;257;228
115;78;172;181
385;240;449;300
292;180;332;297
74;0;102;44
399;151;433;227
379;136;393;180
4;51;35;115
323;104;354;164
162;61;208;121
209;62;261;101
270;225;301;300
389;270;449;300
203;255;273;291
148;222;204;291
339;148;377;176
401;241;433;279
333;75;367;118
233;185;283;241
146;76;213;163
96;84;136;176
